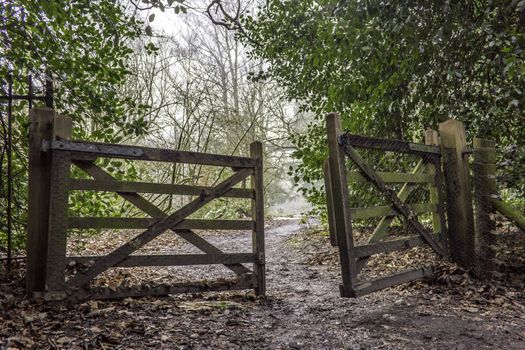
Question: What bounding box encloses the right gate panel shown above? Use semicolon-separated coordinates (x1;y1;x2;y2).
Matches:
325;113;448;297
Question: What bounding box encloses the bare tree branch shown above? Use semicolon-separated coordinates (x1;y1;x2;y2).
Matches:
205;0;261;48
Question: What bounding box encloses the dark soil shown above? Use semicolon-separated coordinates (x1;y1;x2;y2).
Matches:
1;219;525;349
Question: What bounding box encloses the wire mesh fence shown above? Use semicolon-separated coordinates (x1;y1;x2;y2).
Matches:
0;73;53;271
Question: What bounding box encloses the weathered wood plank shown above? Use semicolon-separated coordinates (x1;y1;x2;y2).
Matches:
339;133;441;156
430;155;449;258
347;171;434;184
347;267;434;297
68;167;253;289
68;217;154;229
492;199;525;233
250;141;266;296
326;113;357;295
354;236;426;258
323;158;337;246
67;253;256;267
473;138;498;276
350;203;437;219
26;108;55;294
439;119;476;269
425;130;442;235
49;140;256;168
73;161;251;277
68;218;254;230
69;179;254;199
44;115;73;292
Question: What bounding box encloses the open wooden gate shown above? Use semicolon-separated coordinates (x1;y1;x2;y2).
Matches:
26;108;265;302
324;113;448;297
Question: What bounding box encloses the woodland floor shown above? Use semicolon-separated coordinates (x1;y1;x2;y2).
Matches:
1;218;525;349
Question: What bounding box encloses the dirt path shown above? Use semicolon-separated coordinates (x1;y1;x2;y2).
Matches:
205;219;525;349
1;219;525;349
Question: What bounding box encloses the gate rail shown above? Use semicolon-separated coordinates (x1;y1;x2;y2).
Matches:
26;108;265;301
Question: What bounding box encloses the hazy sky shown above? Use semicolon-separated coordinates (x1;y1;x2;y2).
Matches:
146;3;211;37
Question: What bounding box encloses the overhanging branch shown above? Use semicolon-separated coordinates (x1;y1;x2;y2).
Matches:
205;0;261;48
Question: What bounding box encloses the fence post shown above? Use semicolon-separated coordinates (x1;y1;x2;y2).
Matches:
472;138;497;277
438;119;475;269
45;114;72;294
250;141;265;296
326;112;357;296
26;108;72;296
26;108;55;294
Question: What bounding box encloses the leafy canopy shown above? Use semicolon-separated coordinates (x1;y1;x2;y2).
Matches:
1;0;149;251
241;0;525;213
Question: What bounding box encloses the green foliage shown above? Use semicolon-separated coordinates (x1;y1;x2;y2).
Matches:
242;0;525;213
0;1;149;252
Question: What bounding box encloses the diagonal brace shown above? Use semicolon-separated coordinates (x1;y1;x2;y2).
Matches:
341;143;445;257
73;161;251;277
367;160;427;243
356;159;427;272
68;161;252;288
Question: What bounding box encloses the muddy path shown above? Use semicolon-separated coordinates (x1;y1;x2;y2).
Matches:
207;219;525;349
1;219;525;349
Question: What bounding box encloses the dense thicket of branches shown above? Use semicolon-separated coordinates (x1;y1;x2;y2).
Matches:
124;14;301;219
0;0;302;252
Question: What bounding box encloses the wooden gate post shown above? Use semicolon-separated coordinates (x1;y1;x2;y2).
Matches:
45;114;72;293
326;112;357;296
250;141;265;296
26;108;72;295
26;108;55;294
438;119;476;269
472;138;497;277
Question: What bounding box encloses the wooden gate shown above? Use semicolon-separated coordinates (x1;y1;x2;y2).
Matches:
324;113;448;297
26;108;265;301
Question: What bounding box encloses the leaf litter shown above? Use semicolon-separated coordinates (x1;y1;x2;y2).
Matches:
1;219;524;349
